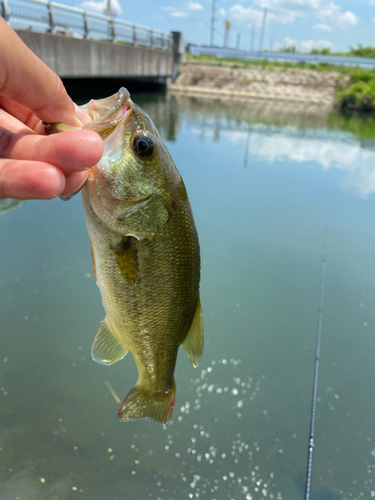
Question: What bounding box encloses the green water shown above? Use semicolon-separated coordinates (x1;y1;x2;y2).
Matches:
1;94;375;500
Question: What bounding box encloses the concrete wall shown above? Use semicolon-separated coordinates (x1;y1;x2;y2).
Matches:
16;31;174;79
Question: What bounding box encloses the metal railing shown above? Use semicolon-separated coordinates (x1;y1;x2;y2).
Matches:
189;45;375;69
1;0;173;50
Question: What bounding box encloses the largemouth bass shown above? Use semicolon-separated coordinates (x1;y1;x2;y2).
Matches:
45;88;203;424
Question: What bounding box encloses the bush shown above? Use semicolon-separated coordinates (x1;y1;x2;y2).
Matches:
337;80;375;112
349;69;375;84
310;47;331;55
349;44;375;58
283;46;296;53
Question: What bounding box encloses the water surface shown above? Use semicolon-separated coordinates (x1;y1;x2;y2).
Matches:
1;94;375;500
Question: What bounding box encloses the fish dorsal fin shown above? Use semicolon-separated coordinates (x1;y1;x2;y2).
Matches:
111;237;139;286
92;317;128;365
182;297;204;368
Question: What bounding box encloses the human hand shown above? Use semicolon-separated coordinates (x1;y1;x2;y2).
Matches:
0;19;103;200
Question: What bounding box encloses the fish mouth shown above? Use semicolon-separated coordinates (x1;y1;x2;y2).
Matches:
43;87;133;137
81;87;133;139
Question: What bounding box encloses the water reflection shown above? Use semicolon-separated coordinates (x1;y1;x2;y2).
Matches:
0;198;25;216
1;92;375;500
168;94;375;198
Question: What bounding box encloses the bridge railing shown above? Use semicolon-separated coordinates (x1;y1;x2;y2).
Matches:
1;0;173;50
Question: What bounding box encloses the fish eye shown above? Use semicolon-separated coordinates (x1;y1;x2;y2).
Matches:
132;134;155;158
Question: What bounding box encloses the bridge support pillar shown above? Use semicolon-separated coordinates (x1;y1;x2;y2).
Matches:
172;31;186;82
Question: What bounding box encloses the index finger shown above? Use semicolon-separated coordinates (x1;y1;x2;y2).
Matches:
0;19;82;127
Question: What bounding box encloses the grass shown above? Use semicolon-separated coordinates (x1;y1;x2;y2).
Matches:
337;81;375;112
186;53;355;74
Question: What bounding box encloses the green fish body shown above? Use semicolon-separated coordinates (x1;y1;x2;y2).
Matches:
45;88;203;424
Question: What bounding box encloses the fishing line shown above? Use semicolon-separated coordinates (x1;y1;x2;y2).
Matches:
304;226;328;500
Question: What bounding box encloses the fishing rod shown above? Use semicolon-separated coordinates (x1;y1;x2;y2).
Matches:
304;226;328;500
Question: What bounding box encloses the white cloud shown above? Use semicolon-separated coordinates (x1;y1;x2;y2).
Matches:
337;11;358;28
171;10;189;17
313;23;333;31
283;36;297;48
80;0;121;14
162;5;189;17
300;39;332;50
230;4;295;25
218;7;226;17
188;2;203;10
278;36;332;51
230;0;359;29
230;5;265;26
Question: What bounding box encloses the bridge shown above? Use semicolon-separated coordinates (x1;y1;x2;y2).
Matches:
1;0;185;95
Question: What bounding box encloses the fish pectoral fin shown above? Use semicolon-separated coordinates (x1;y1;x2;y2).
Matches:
91;317;128;365
90;242;98;285
111;237;139;286
182;297;204;368
119;192;169;238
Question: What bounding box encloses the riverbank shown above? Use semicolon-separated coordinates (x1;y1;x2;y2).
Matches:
170;61;347;110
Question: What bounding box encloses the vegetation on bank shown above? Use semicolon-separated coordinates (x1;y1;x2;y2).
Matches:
186;53;375;113
278;44;375;59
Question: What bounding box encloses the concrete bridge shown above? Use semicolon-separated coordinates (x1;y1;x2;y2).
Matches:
1;0;185;95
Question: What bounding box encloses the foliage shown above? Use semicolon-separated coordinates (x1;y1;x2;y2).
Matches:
337;80;375;112
283;45;297;53
186;53;351;74
348;68;375;84
349;44;375;59
310;47;331;55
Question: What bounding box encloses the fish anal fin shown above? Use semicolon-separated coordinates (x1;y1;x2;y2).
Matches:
90;242;98;284
118;380;176;424
92;317;128;365
182;297;204;368
111;237;139;286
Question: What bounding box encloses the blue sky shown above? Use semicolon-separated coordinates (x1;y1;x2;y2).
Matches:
68;0;375;52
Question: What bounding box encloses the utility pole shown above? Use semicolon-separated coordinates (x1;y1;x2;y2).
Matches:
258;7;267;57
250;23;255;52
210;0;217;46
104;0;112;16
224;19;231;48
236;32;241;50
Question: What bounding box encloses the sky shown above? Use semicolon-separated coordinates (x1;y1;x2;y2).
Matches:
65;0;375;53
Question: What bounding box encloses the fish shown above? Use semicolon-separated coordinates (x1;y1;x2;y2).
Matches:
44;88;203;424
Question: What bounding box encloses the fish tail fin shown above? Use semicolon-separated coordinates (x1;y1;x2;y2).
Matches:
118;380;176;424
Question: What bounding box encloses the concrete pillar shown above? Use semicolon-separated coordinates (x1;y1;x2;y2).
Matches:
171;31;186;83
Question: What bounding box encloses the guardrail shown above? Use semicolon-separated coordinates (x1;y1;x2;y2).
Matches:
189;45;375;69
1;0;173;50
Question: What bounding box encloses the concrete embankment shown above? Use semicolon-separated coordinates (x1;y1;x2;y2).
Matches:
170;62;349;110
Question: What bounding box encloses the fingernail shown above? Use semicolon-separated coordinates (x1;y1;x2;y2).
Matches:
59;173;88;201
59;194;74;201
74;103;91;125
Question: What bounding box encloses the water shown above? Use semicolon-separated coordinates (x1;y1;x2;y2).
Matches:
1;93;375;500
